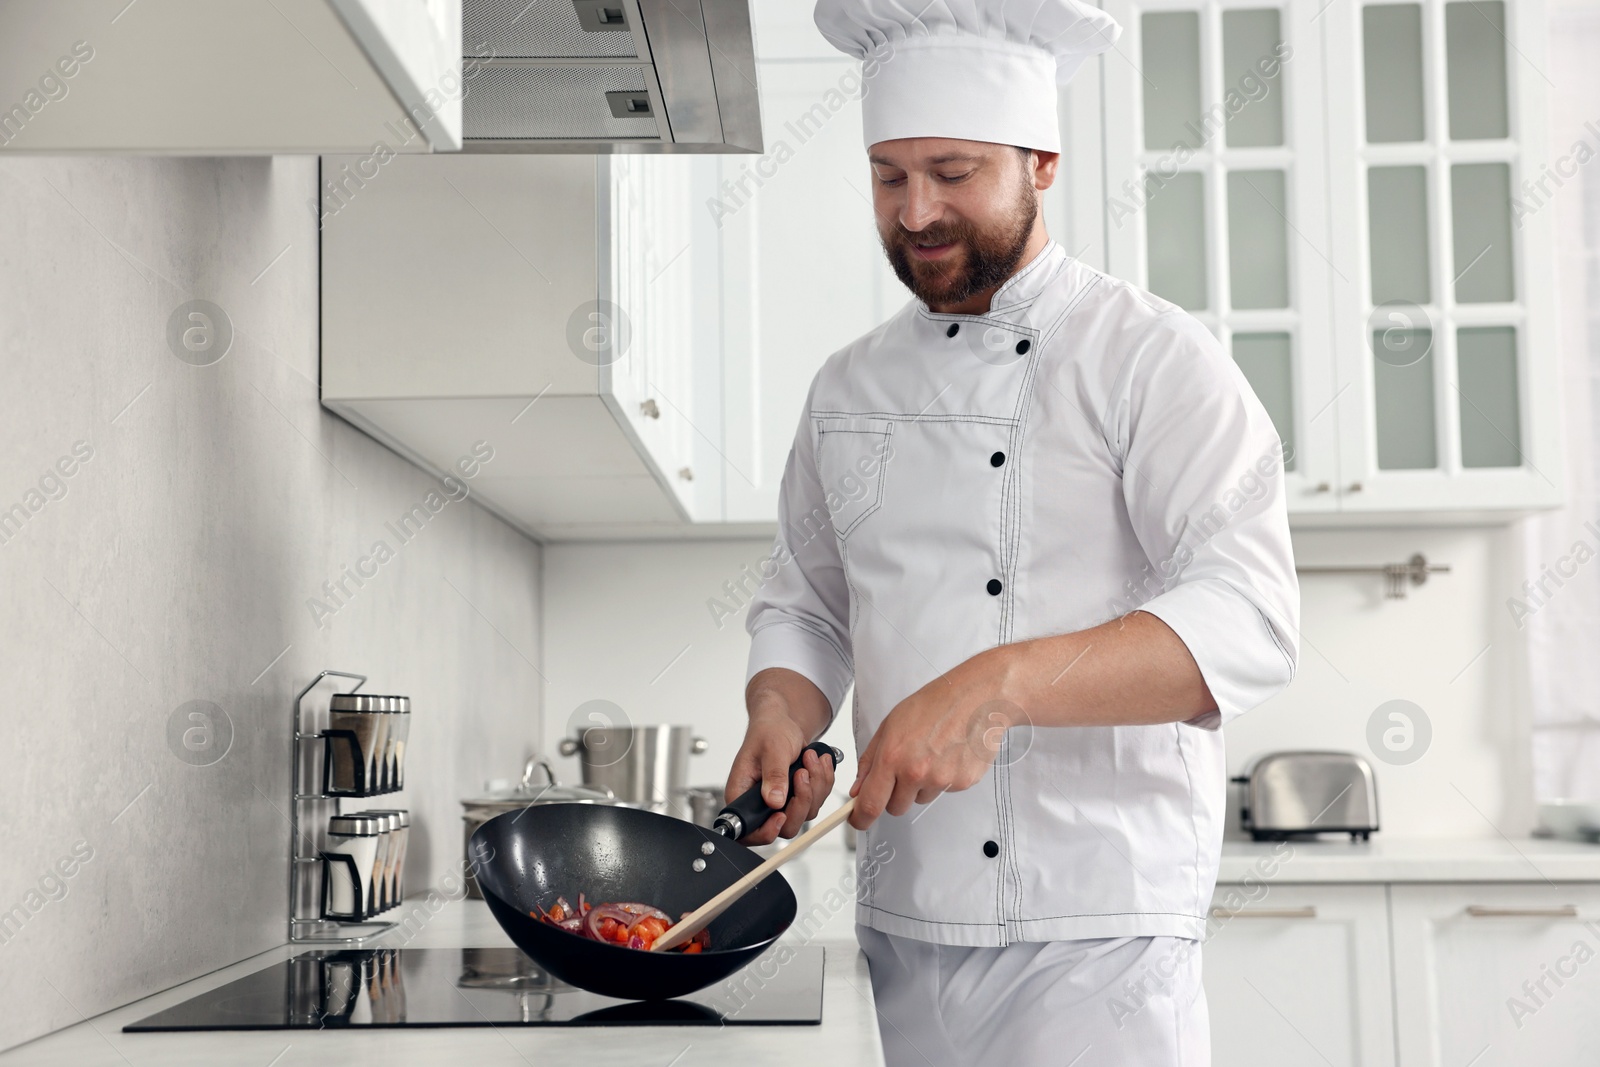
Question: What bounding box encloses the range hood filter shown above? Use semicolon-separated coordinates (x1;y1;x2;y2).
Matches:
464;64;659;141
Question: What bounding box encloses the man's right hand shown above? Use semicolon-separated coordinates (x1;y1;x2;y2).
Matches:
726;669;838;845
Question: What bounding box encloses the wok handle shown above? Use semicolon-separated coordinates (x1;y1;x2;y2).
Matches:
713;742;842;841
655;797;857;952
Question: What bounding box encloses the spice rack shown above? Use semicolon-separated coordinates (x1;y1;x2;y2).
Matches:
289;670;408;943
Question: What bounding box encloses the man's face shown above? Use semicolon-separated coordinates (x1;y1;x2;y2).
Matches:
869;138;1055;308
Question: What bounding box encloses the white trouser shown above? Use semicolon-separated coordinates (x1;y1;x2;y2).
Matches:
856;924;1210;1067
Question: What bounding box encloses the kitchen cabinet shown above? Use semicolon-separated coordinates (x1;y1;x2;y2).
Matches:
1098;0;1343;516
1321;0;1563;517
714;57;906;522
0;0;463;154
319;10;903;538
718;0;1565;529
321;1;1564;534
604;152;701;517
1209;844;1600;1067
321;151;714;539
1389;883;1600;1066
1204;884;1396;1067
1084;0;1563;524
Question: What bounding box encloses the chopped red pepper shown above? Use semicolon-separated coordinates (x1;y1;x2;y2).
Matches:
534;894;711;952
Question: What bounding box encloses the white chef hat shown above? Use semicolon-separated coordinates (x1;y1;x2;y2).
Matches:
813;0;1122;153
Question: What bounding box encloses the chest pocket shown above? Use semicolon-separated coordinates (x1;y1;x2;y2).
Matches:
813;415;895;539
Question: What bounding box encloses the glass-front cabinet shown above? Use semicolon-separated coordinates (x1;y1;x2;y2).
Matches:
1089;0;1562;521
1325;0;1561;514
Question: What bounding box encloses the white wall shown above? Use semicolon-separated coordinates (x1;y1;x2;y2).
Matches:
543;524;1536;841
540;540;853;802
1233;526;1535;839
0;157;543;1052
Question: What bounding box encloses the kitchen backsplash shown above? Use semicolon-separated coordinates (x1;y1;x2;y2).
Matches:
0;156;542;1052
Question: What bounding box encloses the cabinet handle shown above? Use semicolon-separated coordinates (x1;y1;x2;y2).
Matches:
1347;481;1364;493
678;467;694;482
1210;905;1318;920
639;399;661;419
1313;482;1331;493
1466;905;1579;919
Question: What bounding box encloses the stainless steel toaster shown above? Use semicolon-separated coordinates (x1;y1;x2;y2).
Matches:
1233;751;1379;841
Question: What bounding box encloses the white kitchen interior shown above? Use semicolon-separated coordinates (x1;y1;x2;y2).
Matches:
1;0;1598;1064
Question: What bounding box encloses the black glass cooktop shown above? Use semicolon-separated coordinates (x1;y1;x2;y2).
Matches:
123;946;824;1030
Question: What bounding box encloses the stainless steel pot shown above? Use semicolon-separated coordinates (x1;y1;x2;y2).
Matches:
559;725;708;811
675;784;725;828
460;756;623;899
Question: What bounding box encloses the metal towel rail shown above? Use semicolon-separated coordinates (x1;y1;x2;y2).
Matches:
1295;553;1450;599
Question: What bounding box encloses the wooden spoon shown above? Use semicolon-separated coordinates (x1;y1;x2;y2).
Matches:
651;797;857;952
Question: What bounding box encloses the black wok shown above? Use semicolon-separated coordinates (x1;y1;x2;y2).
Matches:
469;743;838;1002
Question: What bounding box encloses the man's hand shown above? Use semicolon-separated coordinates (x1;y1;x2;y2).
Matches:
847;646;1015;831
846;611;1216;831
727;669;838;845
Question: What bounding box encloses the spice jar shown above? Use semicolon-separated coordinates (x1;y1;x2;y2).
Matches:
368;809;410;908
324;814;380;919
388;701;411;790
326;695;391;794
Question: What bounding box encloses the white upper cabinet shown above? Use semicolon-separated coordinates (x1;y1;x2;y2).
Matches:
321;152;708;539
319;10;904;537
0;0;463;154
1086;0;1563;523
1324;0;1562;515
317;0;1563;535
605;152;702;516
1103;0;1342;514
715;55;906;523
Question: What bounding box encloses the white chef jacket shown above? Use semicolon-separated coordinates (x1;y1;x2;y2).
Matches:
745;238;1299;947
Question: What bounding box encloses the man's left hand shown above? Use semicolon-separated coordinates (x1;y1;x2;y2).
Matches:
847;646;1020;830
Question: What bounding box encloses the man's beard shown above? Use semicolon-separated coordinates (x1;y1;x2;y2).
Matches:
880;182;1038;308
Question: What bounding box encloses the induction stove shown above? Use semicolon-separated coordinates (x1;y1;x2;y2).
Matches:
123;946;824;1030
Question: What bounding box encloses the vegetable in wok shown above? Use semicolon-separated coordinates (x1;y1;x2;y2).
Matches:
531;893;712;953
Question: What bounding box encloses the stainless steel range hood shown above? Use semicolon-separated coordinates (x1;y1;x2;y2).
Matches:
461;0;762;153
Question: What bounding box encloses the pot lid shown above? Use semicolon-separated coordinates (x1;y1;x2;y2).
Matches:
460;782;618;810
461;754;622;809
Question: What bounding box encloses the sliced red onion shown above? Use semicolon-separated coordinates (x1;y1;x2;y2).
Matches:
582;903;637;942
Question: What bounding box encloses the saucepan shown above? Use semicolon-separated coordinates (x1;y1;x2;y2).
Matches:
469;743;839;1001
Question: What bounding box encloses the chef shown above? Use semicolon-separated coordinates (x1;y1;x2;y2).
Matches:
723;1;1300;1064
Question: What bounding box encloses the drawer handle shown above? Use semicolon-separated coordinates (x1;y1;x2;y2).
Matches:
1466;905;1579;919
1210;906;1318;920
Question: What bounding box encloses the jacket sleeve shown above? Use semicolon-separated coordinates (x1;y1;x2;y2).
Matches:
1108;312;1301;729
743;379;855;720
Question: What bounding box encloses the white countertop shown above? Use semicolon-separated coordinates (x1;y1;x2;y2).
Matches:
1218;836;1600;884
12;834;1599;1062
0;839;883;1067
